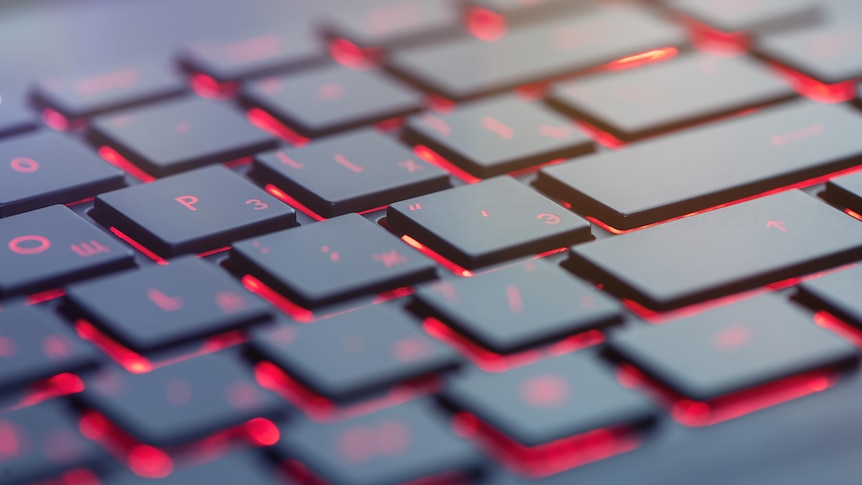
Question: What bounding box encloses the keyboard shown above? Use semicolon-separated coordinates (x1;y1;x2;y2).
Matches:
4;0;862;483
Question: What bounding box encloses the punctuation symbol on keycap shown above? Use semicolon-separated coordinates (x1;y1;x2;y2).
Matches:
536;213;561;225
252;240;270;255
175;195;200;211
373;249;408;268
147;288;184;312
322;245;341;262
0;420;22;458
337;421;411;463
521;374;569;408
8;235;51;255
10;157;39;173
397;159;424;173
214;290;248;314
422;114;451;136
481;210;489;218
766;220;787;232
245;198;269;210
408;203;422;211
712;325;751;351
334;153;364;173
480;116;515;140
537;124;572;140
506;284;524;314
175;121;191;134
317;82;344;101
70;240;111;258
276;151;304;169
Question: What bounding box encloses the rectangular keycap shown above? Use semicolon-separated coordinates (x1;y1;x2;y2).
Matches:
548;53;795;141
0;205;135;297
0;131;125;217
92;165;296;258
387;7;687;100
566;190;862;311
537;100;862;229
667;0;821;33
798;265;862;328
388;177;591;268
755;21;862;84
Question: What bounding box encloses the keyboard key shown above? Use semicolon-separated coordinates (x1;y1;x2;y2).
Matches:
756;21;862;84
322;0;460;49
32;62;186;120
67;257;272;352
232;213;435;307
415;259;621;353
387;7;687;100
667;0;821;33
274;400;482;485
0;205;134;297
798;265;862;328
0;130;125;217
824;171;862;214
0;304;99;391
608;295;856;401
442;352;654;447
548;53;795;141
88;97;278;177
0;400;105;484
106;451;281;485
403;95;594;177
0;93;36;138
251;305;458;401
92;165;296;258
253;129;450;217
79;351;283;447
244;65;423;138
567;190;862;311
180;31;325;83
536;100;862;229
388;177;591;268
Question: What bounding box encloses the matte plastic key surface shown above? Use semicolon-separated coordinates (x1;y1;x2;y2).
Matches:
387;7;687;100
415;259;621;353
0;92;36;138
67;257;272;352
536;100;862;229
0;400;105;485
798;265;862;328
232;213;435;307
88;97;278;177
548;53;795;141
667;0;822;33
388;176;591;268
244;65;423;138
0;205;135;297
253;129;450;217
252;305;458;401
566;190;862;311
0;130;125;217
0;304;99;392
322;0;461;49
79;351;283;447
608;295;856;401
403;95;594;177
92;165;296;258
756;21;862;84
274;400;482;485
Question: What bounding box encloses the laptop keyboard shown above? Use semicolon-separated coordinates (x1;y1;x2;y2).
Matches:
4;0;862;483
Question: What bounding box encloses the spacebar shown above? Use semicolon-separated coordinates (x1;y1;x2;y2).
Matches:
566;190;862;311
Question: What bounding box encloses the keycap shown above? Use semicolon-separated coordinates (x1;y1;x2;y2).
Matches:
0;205;135;297
798;265;862;328
79;351;283;447
756;21;862;85
243;65;423;138
87;97;278;177
322;0;461;49
442;352;654;447
465;0;594;26
566;190;862;311
274;400;482;485
32;61;186;120
0;92;36;138
609;295;856;401
548;53;795;141
0;400;105;484
536;100;862;229
105;451;281;485
232;213;435;307
92;165;296;258
387;7;687;100
824;171;862;214
67;257;272;352
0;304;99;392
180;31;325;83
667;0;821;33
388;177;591;268
403;95;594;177
0;130;125;217
251;305;458;401
415;259;621;353
253;129;450;217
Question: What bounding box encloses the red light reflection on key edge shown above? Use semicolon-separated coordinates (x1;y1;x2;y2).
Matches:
247;108;310;146
97;146;156;183
108;227;168;265
189;73;239;100
769;62;856;104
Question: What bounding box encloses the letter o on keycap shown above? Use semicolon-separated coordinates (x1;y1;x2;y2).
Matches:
10;157;39;173
8;235;51;255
